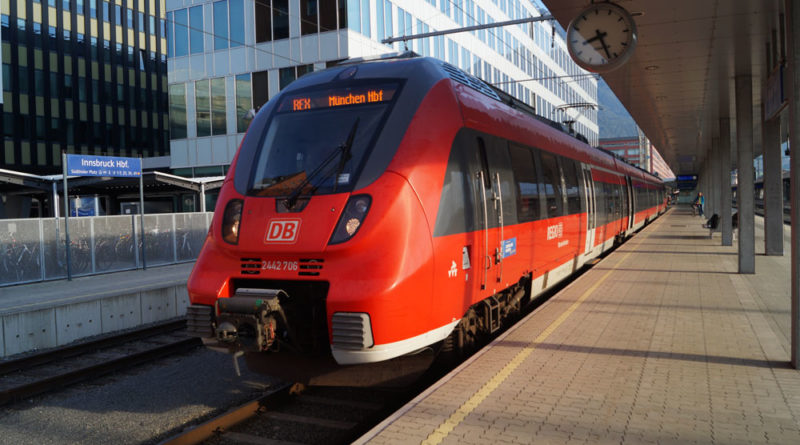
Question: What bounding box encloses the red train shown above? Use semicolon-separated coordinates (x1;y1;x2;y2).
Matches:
186;56;666;385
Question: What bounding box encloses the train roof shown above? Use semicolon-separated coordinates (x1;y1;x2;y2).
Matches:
274;54;663;186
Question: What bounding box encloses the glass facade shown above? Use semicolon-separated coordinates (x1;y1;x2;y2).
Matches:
2;0;169;174
166;0;597;170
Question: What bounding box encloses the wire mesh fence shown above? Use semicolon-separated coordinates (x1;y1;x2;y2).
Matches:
0;212;212;287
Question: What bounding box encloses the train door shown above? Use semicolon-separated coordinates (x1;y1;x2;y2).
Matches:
582;166;596;253
625;177;635;230
474;136;515;290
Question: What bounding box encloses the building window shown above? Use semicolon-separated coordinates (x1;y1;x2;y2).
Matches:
174;9;189;57
252;70;269;110
166;12;173;57
169;84;187;139
320;0;338;32
65;74;74;99
235;74;252;133
34;69;45;95
189;6;204;54
103;1;110;23
196;80;211;137
279;66;295;90
255;0;272;43
213;1;229;49
301;0;318;35
229;0;245;47
2;64;11;92
18;66;29;95
127;8;133;28
273;0;289;40
211;77;226;135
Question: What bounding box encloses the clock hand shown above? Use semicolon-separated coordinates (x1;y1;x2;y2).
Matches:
584;29;607;45
596;30;612;59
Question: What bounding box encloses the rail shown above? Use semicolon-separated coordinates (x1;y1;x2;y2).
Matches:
0;319;199;406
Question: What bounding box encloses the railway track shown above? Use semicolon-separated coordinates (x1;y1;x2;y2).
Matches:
161;383;414;445
158;257;602;445
0;319;201;406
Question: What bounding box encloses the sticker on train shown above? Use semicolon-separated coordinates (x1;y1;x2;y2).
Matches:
502;238;517;258
448;261;458;278
265;218;301;244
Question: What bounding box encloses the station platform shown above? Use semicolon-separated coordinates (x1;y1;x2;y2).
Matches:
357;208;800;444
0;262;193;358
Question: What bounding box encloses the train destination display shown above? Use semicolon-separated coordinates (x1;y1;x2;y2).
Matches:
279;84;397;113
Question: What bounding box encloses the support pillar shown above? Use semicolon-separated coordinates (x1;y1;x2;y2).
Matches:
720;118;734;246
711;137;722;217
763;113;784;255
786;0;800;368
735;74;756;274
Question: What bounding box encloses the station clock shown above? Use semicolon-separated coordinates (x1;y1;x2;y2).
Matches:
566;2;638;73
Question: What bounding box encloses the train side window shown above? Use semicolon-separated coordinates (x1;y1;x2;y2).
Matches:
539;151;564;218
508;143;540;222
562;158;581;215
477;137;491;188
595;180;607;227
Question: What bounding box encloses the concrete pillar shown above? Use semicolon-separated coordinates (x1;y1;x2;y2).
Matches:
720;118;734;245
711;137;722;217
786;0;800;368
763;113;784;255
735;74;756;274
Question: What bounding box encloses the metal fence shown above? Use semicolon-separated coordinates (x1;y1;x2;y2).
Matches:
0;212;212;287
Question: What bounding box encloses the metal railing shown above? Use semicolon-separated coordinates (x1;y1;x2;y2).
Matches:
0;212;212;287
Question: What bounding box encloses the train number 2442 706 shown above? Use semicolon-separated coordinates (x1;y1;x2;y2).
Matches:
261;260;299;271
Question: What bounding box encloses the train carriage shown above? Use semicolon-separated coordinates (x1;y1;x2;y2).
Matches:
186;55;666;386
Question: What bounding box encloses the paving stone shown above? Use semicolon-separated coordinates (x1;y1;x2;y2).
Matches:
358;211;800;445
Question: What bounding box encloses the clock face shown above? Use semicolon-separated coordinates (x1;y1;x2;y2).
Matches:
566;2;638;73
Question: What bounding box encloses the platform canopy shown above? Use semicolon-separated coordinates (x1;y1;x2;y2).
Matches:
0;168;224;195
542;0;784;176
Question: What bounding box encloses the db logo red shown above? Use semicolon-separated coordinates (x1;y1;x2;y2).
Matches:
265;219;301;244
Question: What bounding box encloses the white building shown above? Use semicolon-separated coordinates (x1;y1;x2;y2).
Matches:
165;0;598;176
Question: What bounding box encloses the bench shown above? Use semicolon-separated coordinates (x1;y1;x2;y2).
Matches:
703;212;738;239
703;214;720;237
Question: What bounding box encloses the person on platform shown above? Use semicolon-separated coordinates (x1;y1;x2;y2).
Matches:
693;192;704;217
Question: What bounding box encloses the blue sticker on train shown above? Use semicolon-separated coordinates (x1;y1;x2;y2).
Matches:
503;238;517;258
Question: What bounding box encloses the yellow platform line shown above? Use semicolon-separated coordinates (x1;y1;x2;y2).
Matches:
421;232;649;445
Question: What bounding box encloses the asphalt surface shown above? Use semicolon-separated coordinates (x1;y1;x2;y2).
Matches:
0;347;280;445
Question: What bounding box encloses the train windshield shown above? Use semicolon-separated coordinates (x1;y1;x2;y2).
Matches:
248;83;399;197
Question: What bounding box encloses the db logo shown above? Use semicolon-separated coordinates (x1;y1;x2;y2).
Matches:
265;219;301;244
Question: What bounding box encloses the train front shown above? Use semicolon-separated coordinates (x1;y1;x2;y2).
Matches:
186;58;454;386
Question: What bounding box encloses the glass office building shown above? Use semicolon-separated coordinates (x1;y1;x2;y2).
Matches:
166;0;598;175
1;0;168;175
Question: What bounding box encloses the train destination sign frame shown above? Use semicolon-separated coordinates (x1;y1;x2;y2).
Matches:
278;84;398;113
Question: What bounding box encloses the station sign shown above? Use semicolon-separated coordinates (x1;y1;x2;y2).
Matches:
66;154;142;178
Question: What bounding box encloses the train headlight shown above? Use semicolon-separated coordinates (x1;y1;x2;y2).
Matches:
221;199;243;245
329;195;371;245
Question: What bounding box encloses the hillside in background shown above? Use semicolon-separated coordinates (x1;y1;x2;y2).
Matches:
598;79;638;139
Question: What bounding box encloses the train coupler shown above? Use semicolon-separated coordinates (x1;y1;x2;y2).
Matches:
214;288;291;353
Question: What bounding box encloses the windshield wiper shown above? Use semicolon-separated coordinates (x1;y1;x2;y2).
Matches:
283;118;360;209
